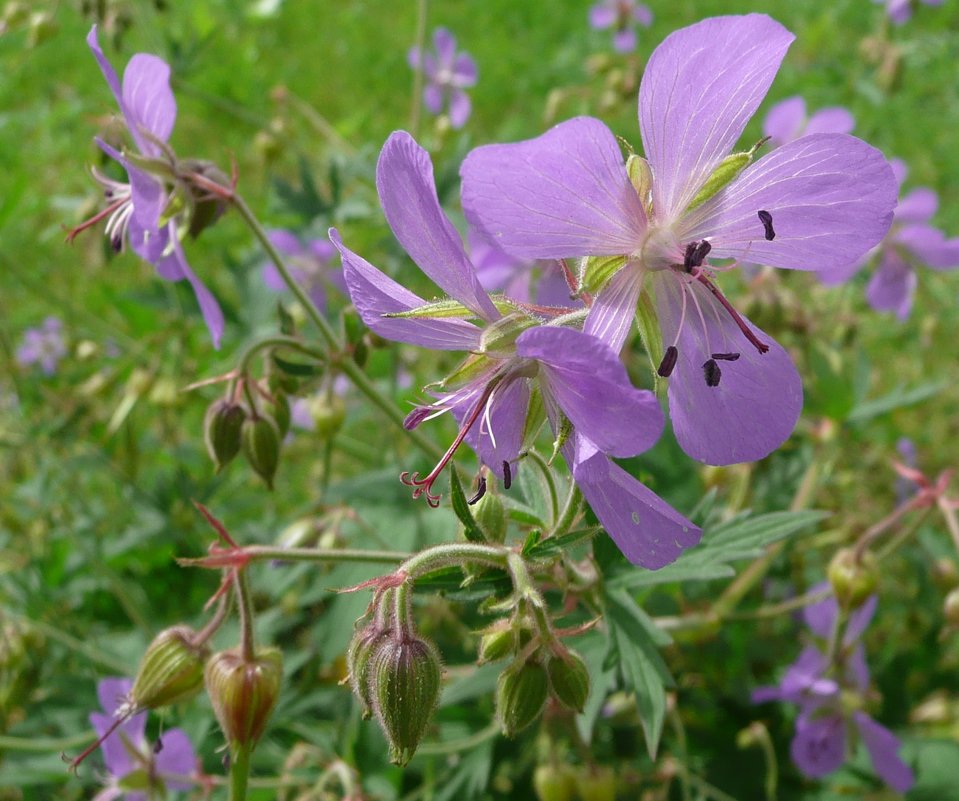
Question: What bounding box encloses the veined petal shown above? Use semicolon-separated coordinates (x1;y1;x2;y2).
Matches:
652;272;802;465
377;132;499;321
895;187;937;223
460;117;648;260
570;436;701;569
167;232;225;349
866;249;916;320
639;14;794;220
517;326;663;458
853;713;915;792
95;137;164;233
790;713;847;778
457;377;529;481
122;53;176;156
583;262;644;353
897;223;959;269
154;728;196;790
683;134;897;272
329;228;481;351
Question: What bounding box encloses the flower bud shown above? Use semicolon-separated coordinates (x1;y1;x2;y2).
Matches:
346;622;390;719
266;392;291;439
478;628;514;664
130;626;208;711
205;647;283;749
827;548;878;610
533;763;577;801
369;635;442;765
472;492;508;544
496;659;548;738
944;588;959;629
204;399;246;471
547;650;590;713
573;765;617;801
308;394;346;439
241;414;281;489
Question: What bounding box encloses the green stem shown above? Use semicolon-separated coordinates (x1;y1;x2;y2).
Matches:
237;335;326;376
937;496;959;556
416;721;500;755
229;743;252;801
192;591;232;647
551;483;583;538
852;495;921;562
0;732;94;752
399;542;509;578
215;545;409;566
409;0;428;137
230;191;441;460
524;449;559;526
234;570;256;662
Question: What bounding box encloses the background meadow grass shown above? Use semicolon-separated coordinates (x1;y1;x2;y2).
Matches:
2;0;959;799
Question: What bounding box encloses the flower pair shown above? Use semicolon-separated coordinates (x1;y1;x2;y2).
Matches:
332;131;700;569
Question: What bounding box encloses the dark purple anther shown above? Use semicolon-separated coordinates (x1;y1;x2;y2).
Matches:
758;209;775;241
683;240;712;272
658;345;679;377
711;352;741;361
703;359;721;387
502;461;512;490
467;476;487;505
154;736;164;754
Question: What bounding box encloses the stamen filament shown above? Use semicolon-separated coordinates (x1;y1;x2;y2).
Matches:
64;198;127;243
695;273;769;354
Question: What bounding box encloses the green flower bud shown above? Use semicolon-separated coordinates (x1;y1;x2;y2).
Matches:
307;394;346;440
496;659;549;738
204;399;247;472
266;392;291;439
370;635;442;766
533;763;577;801
573;765;617;801
478;627;515;664
241;414;281;489
547;650;590;713
347;622;390;719
472;492;508;544
827;548;878;610
205;647;283;749
130;626;208;711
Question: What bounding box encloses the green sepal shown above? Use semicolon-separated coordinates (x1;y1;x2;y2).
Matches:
384;298;480;320
634;285;664;394
433;353;496;392
626;154;653;212
580;255;628;297
449;468;487;544
684;137;768;214
549;414;573;465
123;150;177;182
479;311;540;356
521;386;547;449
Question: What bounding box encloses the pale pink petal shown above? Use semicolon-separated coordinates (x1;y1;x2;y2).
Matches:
639;14;795;220
461;117;647;260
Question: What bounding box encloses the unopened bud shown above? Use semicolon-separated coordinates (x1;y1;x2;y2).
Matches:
205;647;283;749
478;627;514;664
307;394;346;440
472;492;508;544
130;626;208;710
533;763;576;801
266;392;291;439
204;399;246;471
547;650;590;713
496;659;548;737
944;588;959;628
370;635;442;765
242;415;281;489
573;765;617;801
827;548;878;610
346;622;390;718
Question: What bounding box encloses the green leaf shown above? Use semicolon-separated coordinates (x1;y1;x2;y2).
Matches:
524;527;598;559
272;355;322;377
449;468;487;543
432;738;493;801
847;380;947;423
603;588;673;758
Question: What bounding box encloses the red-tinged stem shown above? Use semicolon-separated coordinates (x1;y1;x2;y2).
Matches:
64;198;127;243
695;272;769;354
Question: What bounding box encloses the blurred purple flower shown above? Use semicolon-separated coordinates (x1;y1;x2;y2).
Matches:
408;28;477;129
261;230;344;311
461;14;897;467
762;96;855;148
753;588;914;791
875;0;943;24
16;317;67;375
589;0;653;53
74;26;224;348
331;131;700;568
468;228;579;309
822;159;959;319
89;678;195;801
895;437;919;506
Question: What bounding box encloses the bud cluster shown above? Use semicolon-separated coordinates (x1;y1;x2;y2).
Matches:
345;587;443;766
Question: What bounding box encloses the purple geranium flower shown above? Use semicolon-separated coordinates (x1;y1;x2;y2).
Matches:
822;159;959;319
762;96;855;148
261;229;344;311
461;14;897;466
875;0;942;25
16;316;67;375
89;678;196;801
73;26;224;348
589;0;653;53
408;28;477;129
331;131;700;568
469;228;579;309
753;589;914;791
